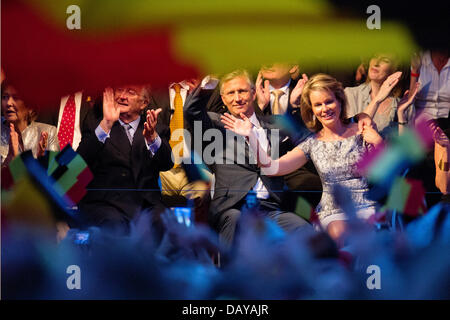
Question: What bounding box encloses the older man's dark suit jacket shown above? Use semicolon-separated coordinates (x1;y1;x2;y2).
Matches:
184;87;298;227
76;109;174;226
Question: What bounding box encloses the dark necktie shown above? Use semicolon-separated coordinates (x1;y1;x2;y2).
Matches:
123;123;133;145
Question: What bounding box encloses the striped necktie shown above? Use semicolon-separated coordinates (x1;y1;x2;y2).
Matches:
123;123;133;145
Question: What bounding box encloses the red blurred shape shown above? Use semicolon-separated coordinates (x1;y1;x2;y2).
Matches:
2;1;199;111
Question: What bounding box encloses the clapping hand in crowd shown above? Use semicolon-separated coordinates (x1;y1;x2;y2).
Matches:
397;82;420;120
374;71;402;103
100;87;120;133
289;73;308;107
143;108;162;143
255;71;271;111
8;123;19;158
37;131;48;158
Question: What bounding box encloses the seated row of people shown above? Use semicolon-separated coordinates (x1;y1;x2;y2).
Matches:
1;49;449;247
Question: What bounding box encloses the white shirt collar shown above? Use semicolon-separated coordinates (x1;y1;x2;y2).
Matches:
169;81;190;91
119;117;140;130
269;79;291;94
423;51;450;69
423;51;433;66
247;112;261;128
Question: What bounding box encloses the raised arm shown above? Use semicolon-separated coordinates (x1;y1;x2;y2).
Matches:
142;108;162;144
397;82;419;135
183;84;216;132
409;52;422;101
9;123;20;158
255;71;271;111
363;71;402;118
142;108;174;171
289;73;308;108
99;87;120;134
220;112;308;176
76;88;119;166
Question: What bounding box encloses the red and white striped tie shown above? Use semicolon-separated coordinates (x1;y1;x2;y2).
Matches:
58;94;76;149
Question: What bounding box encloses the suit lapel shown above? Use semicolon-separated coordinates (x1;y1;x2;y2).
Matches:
242;138;256;169
286;78;299;114
80;100;90;126
160;93;172;127
256;114;273;155
266;127;272;156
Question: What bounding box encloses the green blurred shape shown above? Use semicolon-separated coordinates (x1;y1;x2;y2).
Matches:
53;154;87;194
385;177;410;212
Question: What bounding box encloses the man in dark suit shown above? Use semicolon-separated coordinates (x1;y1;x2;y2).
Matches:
148;77;223;223
184;70;311;246
149;77;225;133
77;85;173;235
255;63;300;117
254;63;322;209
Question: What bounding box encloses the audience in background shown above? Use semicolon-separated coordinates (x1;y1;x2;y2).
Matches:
411;49;449;125
37;91;93;151
344;54;416;137
1;81;59;167
2;46;450;300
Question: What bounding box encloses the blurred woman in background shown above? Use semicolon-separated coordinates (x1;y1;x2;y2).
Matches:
1;81;59;167
344;53;418;137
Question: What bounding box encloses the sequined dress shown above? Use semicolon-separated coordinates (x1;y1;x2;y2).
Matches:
297;133;377;227
1;119;59;165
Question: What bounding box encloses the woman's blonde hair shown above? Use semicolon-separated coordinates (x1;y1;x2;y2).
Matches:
300;73;348;132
